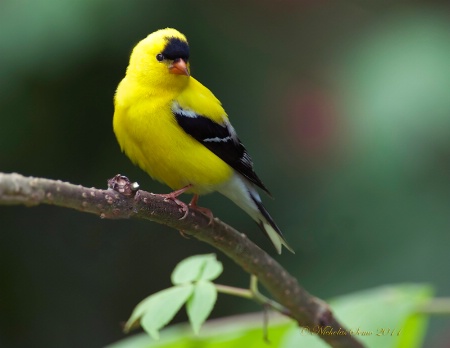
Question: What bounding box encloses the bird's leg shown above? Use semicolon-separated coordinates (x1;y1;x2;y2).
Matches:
189;194;214;225
158;185;192;219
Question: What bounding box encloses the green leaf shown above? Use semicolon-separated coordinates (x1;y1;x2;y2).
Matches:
171;254;222;285
199;256;223;282
124;284;194;338
396;313;428;348
112;284;432;348
186;280;217;334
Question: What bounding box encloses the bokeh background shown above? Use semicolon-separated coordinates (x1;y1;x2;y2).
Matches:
1;0;450;347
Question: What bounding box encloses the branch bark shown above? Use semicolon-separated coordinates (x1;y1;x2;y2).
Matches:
0;172;364;348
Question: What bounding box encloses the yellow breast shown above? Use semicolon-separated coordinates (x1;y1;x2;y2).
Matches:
113;77;233;194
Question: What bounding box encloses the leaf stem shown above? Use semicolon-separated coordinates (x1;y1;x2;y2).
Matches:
214;284;253;299
249;275;291;315
214;277;290;316
418;298;450;315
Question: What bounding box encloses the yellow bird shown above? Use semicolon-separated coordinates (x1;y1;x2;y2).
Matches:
113;28;293;254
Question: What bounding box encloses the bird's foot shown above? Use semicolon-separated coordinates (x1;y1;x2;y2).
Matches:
178;229;191;239
189;194;214;225
158;185;192;219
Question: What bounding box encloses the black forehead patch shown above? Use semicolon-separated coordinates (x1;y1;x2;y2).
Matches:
162;37;190;60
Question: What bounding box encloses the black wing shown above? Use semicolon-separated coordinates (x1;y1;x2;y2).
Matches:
173;104;271;195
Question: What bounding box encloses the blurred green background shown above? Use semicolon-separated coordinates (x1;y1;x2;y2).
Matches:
1;0;450;347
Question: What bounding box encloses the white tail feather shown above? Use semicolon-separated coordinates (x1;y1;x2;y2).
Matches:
218;173;294;254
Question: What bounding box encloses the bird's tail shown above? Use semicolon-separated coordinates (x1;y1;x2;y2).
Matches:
218;173;294;254
250;193;295;254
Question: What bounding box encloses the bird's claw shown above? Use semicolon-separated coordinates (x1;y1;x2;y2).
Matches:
157;187;214;222
157;185;192;220
179;229;191;239
159;194;189;220
190;205;214;225
189;194;214;225
178;204;189;220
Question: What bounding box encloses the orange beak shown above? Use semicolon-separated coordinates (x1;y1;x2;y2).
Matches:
169;59;190;76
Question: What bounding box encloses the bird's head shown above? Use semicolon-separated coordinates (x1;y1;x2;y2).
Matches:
127;28;190;89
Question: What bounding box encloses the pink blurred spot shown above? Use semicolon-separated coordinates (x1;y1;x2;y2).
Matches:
285;86;339;160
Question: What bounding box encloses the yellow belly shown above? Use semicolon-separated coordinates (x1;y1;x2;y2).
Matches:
113;100;233;195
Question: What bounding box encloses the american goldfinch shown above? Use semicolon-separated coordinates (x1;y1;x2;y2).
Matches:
113;28;293;254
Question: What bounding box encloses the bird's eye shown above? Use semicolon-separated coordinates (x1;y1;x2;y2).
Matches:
156;53;164;62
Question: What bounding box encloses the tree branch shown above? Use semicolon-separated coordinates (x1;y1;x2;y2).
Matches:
0;172;364;348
